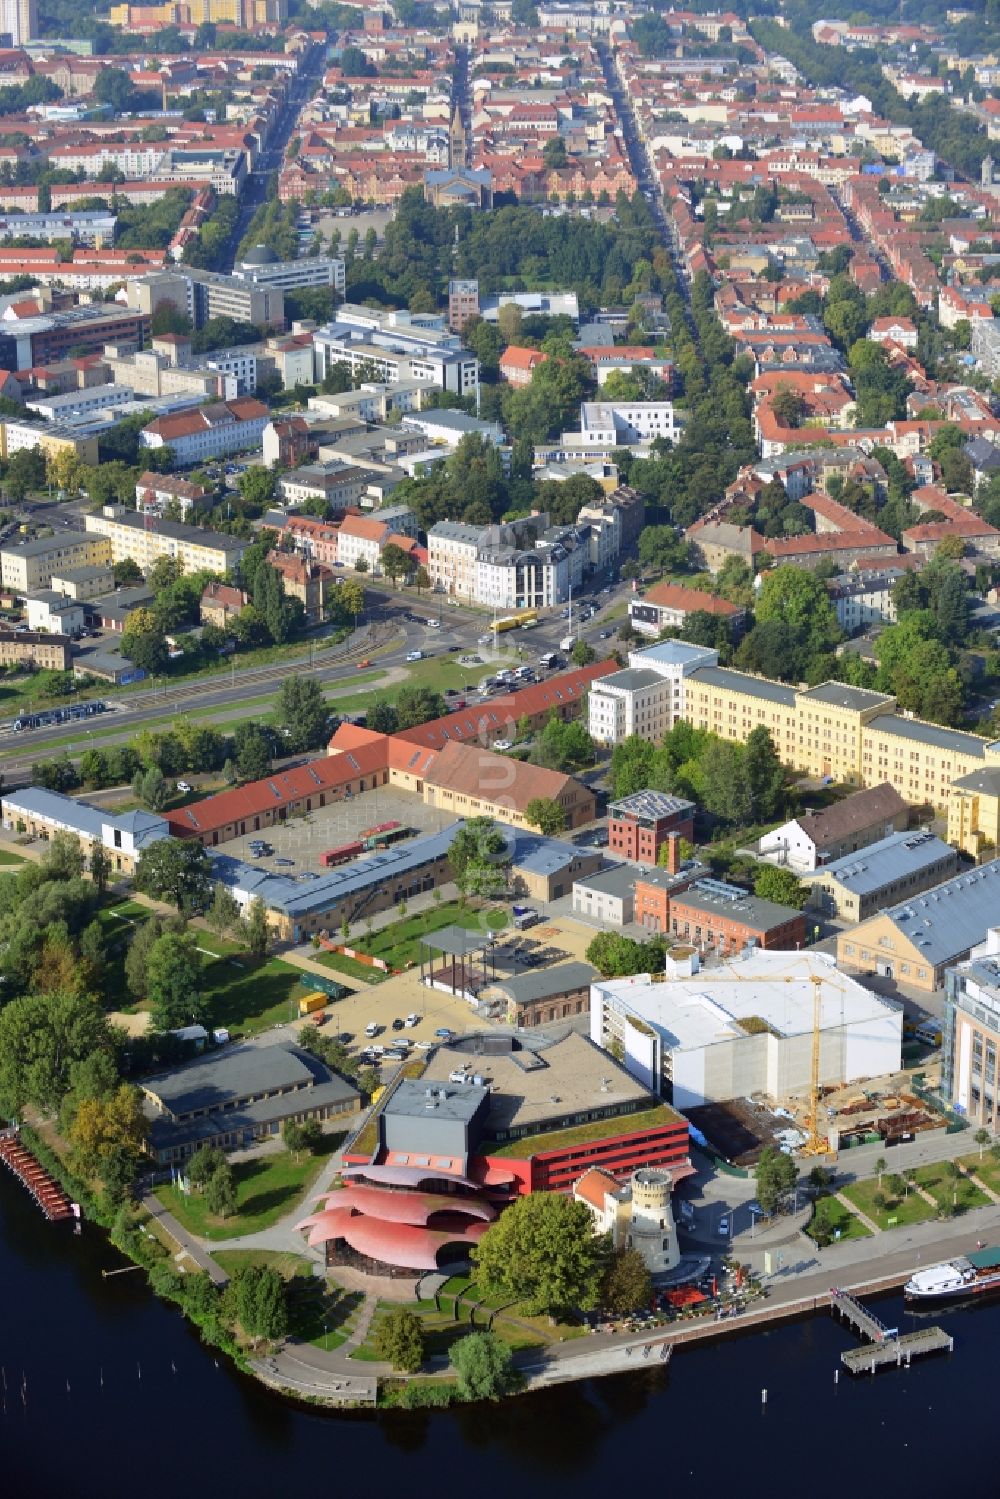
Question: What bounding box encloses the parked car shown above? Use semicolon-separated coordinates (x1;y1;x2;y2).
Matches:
392;1017;405;1032
406;650;423;662
434;1027;453;1039
493;739;512;751
274;857;294;867
365;1022;379;1037
427;618;441;628
404;1012;421;1026
176;780;192;793
717;1217;730;1238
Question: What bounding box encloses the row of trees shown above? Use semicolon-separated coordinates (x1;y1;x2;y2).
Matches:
610;720;786;831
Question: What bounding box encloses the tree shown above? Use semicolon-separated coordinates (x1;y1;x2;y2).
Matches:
771;385;806;429
132;765;168;811
246;897;269;957
451;1331;514;1401
755;1145;799;1217
975;1127;991;1159
874;1156;887;1188
525;797;567;836
121;625;168;676
124;915;167;1001
372;1307;425;1372
227;1263;287;1343
276;677;328;752
135;837;212;913
571;638;596;667
600;1247;652;1316
449;817;510;899
205;1162;238;1220
744;726;785;822
207;884;242;937
232;721;273;781
44;831;84;880
413;566;430;594
0;991;114;1116
69;1084;147;1174
146;931;206;1032
380;541;411;585
585;930;665;978
394;684;446;731
472;1192;606;1315
188;1144;225;1189
753;865;808;910
89;844;112;895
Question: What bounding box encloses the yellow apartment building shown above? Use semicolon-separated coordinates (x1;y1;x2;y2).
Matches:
84;509;247;578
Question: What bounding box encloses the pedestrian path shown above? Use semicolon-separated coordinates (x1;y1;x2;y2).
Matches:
834;1191;879;1235
142;1194;229;1285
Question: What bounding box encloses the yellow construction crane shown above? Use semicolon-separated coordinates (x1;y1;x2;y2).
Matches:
803;974;829;1156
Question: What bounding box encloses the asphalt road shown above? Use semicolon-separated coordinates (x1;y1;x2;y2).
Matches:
0;580;632;779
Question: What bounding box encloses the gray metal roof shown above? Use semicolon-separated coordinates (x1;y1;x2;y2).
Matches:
609;789;695;820
385;1077;488;1124
1;529;92;558
146;1074;359;1152
142;1042;354;1119
595;667;665;692
491;961;598;1005
952;766;1000;796
799;682;893;712
805;830;955;897
687;664;796;706
420;923;497;958
879;859;1000;969
867;714;988;759
0;786;168;850
674;880;802;931
574;863;638;900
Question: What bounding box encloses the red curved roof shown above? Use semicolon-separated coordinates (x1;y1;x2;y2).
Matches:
343;1161;519;1190
312;1185;495;1225
300;1207;490;1270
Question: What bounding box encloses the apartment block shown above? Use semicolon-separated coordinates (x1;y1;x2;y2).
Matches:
84;509;247;577
0;531;111;594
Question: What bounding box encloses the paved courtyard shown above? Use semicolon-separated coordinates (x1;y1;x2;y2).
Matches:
221;786;460;871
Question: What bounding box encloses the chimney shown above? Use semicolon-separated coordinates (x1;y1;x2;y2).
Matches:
666;832;681;876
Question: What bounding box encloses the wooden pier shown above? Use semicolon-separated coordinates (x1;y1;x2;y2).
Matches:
0;1130;76;1222
831;1286;952;1376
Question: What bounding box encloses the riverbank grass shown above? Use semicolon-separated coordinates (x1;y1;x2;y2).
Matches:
154;1137;340;1241
212;1250;364;1348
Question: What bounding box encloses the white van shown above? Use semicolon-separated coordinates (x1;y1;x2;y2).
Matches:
365;1021;379;1038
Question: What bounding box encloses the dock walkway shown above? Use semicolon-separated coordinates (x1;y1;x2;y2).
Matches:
0;1130;74;1222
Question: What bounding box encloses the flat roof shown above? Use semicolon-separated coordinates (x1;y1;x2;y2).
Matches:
798;681;893;712
421;1031;655;1136
688;664;797;706
631;639;718;669
806;830;955;897
595;666;665;693
594;950;895;1053
1;529;92;557
867;713;988;759
672;880;802;932
574;863;638;900
384;1077;488;1125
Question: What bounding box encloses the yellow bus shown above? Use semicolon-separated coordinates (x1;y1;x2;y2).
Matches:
494;610;538;633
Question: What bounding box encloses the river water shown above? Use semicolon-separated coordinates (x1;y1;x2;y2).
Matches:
0;1172;989;1498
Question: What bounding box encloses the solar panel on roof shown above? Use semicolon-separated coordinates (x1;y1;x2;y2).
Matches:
347;754;360;770
307;767;321;785
408;750;421;768
268;781;280;798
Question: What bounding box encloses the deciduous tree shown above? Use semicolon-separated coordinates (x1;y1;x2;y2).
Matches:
472;1192;606;1315
373;1307;425;1372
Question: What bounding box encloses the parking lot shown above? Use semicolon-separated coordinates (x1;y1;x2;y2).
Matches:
222;786;461;871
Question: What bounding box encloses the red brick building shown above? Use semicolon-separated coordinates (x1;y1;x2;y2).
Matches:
608;791;695;867
669;879;806;955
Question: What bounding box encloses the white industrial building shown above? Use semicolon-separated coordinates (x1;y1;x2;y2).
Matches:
590;948;902;1111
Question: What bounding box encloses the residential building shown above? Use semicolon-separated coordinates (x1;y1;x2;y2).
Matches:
141;1043;360;1166
314;305;479;398
837;860;1000;991
266;550;334;625
591;949;902;1110
134;472;210;521
668;878;806;955
140;396;269;466
0;531;110;594
0;628;71;672
199;581;247;629
828;566;910;632
943;927;1000;1130
587;640;717;748
24;591;84;636
277;463;370;511
448;278;479;333
488;962;598;1028
334;513;418;575
948;765;1000;857
275;511;341;566
801;830;959;922
758;783;910;872
0;785;168;875
629;582;744;640
84;509;247;577
608;790;695;867
499;345;549;386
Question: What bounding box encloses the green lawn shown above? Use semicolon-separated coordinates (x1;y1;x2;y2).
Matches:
155;1137;341;1241
0;847;25;865
201;953;311;1035
960;1152;1000;1195
841;1177;937;1231
486;1103;682;1159
806;1195;872;1244
321;901;509;977
915;1162;990;1214
353;1294;551;1365
315;950;390;985
212;1250;364;1348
